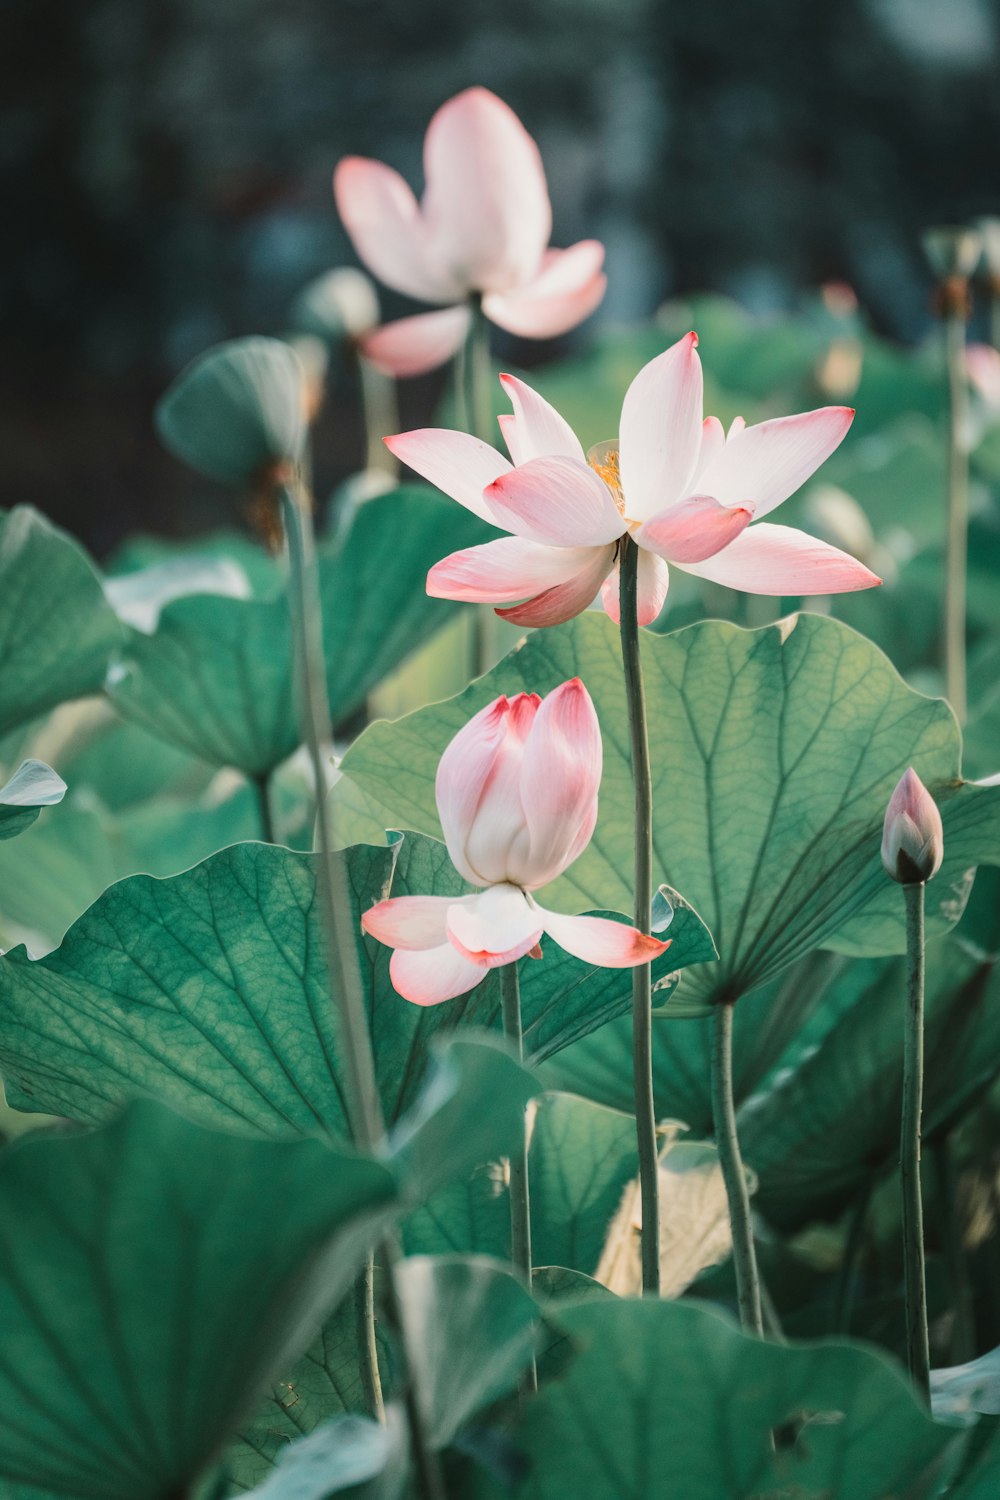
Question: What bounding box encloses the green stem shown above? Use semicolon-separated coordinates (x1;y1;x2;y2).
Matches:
832;1174;875;1335
358;354;400;477
252;772;276;845
944;308;971;724
711;1000;763;1335
901;880;930;1402
500;961;538;1394
934;1135;975;1365
280;480;446;1495
618;536;660;1296
354;1253;385;1422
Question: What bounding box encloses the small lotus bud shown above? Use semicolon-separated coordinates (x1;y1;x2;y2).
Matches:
881;768;944;885
922;226;983;281
976;218;1000;279
289;267;381;344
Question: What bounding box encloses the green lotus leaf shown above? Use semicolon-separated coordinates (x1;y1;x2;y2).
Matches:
0;507;123;739
0;760;66;842
156;337;306;486
0;1098;399;1500
468;1298;954;1500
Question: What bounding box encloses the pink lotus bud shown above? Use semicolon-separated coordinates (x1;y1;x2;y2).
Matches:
435;678;602;890
881;768;943;885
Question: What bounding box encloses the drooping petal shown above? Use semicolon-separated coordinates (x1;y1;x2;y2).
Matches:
694;406;855;520
361;894;474;951
360;306;471;378
511;678;602;888
485;457;627;546
435;693;538;886
601;549;670;626
422;87;551;295
497;373;585;465
390;942;489;1005
428;537;604;603
636;494;754;563
445;883;543;965
384;428;510;522
496;543;617;627
679;522;882;596
618;331;705;523
333;157;459;303
534;905;670;966
484;241;607;338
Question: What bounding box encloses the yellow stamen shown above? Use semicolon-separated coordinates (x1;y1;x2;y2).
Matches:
587;439;626;516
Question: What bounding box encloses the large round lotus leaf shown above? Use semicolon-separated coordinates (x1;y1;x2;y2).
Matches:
0;1098;399;1500
155;337;305;486
0;508;123;739
468;1298;954;1500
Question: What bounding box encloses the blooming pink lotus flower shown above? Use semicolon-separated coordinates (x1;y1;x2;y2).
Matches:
881;768;944;885
361;680;668;1005
386;331;882;626
333;88;606;377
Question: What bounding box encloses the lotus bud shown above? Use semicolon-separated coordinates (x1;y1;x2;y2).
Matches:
976;218;1000;280
156;337;306;489
922;226;984;282
881;768;943;885
289;267;381;345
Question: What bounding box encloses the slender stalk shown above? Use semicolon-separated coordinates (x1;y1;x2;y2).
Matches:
832;1174;875;1334
500;961;538;1394
358;355;400;477
711;1000;763;1335
280;479;446;1494
934;1135;975;1365
252;772;276;845
901;880;930;1402
944;306;971;723
354;1254;384;1422
618;536;660;1295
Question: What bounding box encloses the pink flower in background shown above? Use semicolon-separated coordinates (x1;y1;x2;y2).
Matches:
333;87;606;377
881;767;944;886
361;679;668;1005
387;330;882;626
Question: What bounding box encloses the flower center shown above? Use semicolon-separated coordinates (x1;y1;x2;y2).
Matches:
587;439;626;517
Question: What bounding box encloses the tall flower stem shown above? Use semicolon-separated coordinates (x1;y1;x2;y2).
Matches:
943;299;972;723
500;960;538;1394
710;999;763;1335
618;536;660;1295
279;479;446;1495
252;772;276;844
901;880;930;1402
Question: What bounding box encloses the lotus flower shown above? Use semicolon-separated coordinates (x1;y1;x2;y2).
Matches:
387;331;882;626
881;768;944;885
361;680;667;1004
333;88;606;377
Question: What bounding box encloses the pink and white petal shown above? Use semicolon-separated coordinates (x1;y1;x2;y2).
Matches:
497;544;617;627
485;456;626;547
689;415;726;488
619;332;705;523
695;406;855;520
360;306;471;378
512;678;602;888
446;884;543;966
679;522;882;596
390;942;489;1005
385;427;510;522
428;537;602;604
636;494;754;563
535;906;671;966
435;694;533;885
333;157;459;302
967;343;1000;411
497;373;585;465
484;242;607;338
601;549;670;627
362;894;473;951
422;87;551;295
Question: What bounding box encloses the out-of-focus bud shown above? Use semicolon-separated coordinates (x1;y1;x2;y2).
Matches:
803;485;877;566
156;337;305;489
289;267;381;345
976;218;1000;280
922;226;984;282
881;767;944;885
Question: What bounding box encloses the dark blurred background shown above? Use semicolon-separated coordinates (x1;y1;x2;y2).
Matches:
2;0;999;555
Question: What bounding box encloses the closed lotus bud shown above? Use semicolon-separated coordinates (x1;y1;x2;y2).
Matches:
881;768;944;885
290;267;381;344
922;226;983;282
976;218;1000;279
